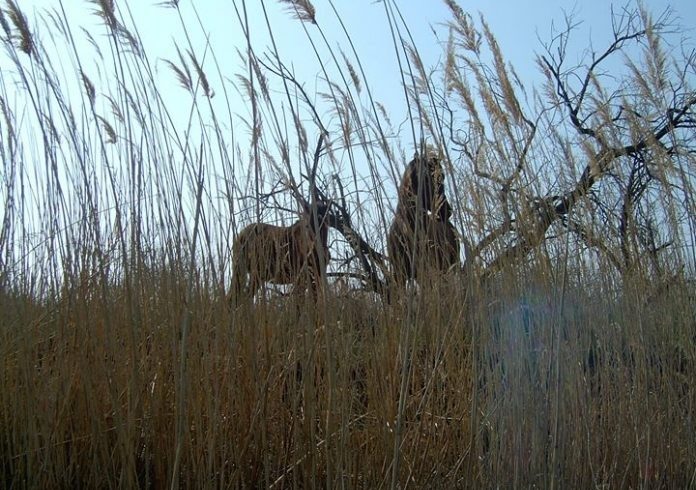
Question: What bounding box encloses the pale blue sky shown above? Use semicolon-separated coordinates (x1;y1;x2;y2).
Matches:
7;0;695;203
141;1;694;130
16;0;696;132
7;1;693;209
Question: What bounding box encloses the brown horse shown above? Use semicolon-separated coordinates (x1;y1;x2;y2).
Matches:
231;201;332;304
387;153;460;287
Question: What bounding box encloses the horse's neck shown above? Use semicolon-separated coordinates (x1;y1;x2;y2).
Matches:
395;199;430;226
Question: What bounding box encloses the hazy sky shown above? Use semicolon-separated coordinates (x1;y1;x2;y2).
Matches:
7;0;696;173
131;1;695;127
16;0;696;129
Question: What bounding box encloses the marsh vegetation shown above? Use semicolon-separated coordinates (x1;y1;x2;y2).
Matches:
1;0;694;487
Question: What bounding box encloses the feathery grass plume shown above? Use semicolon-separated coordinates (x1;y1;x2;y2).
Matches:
165;58;193;93
88;0;140;56
279;0;317;24
81;71;96;106
249;56;269;102
446;57;482;128
625;56;653;108
45;9;69;38
104;94;124;124
115;24;142;57
188;50;213;98
96;115;117;143
89;0;118;30
405;43;431;97
0;96;14;142
375;101;391;127
319;83;352;148
122;88;143;126
443;0;480;53
81;27;103;59
0;7;10;36
6;0;33;55
250;119;262;156
464;54;507;129
404;39;441;145
293;113;308;153
481;17;522;124
44;115;61;145
640;7;669;93
445;30;457;80
235;73;254;102
536;55;559;105
508;64;529;105
164;45;193;94
340;49;361;94
340;98;352;150
321;80;351;120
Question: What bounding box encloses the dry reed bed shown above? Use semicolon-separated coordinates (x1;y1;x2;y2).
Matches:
1;0;695;487
2;280;476;487
2;270;694;487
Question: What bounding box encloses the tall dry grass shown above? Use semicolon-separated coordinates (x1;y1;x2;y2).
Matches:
1;0;695;488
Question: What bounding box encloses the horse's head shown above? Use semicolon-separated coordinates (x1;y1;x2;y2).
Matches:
301;199;332;226
398;152;446;215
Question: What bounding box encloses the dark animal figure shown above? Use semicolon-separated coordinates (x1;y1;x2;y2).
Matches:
231;201;332;303
387;152;460;287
